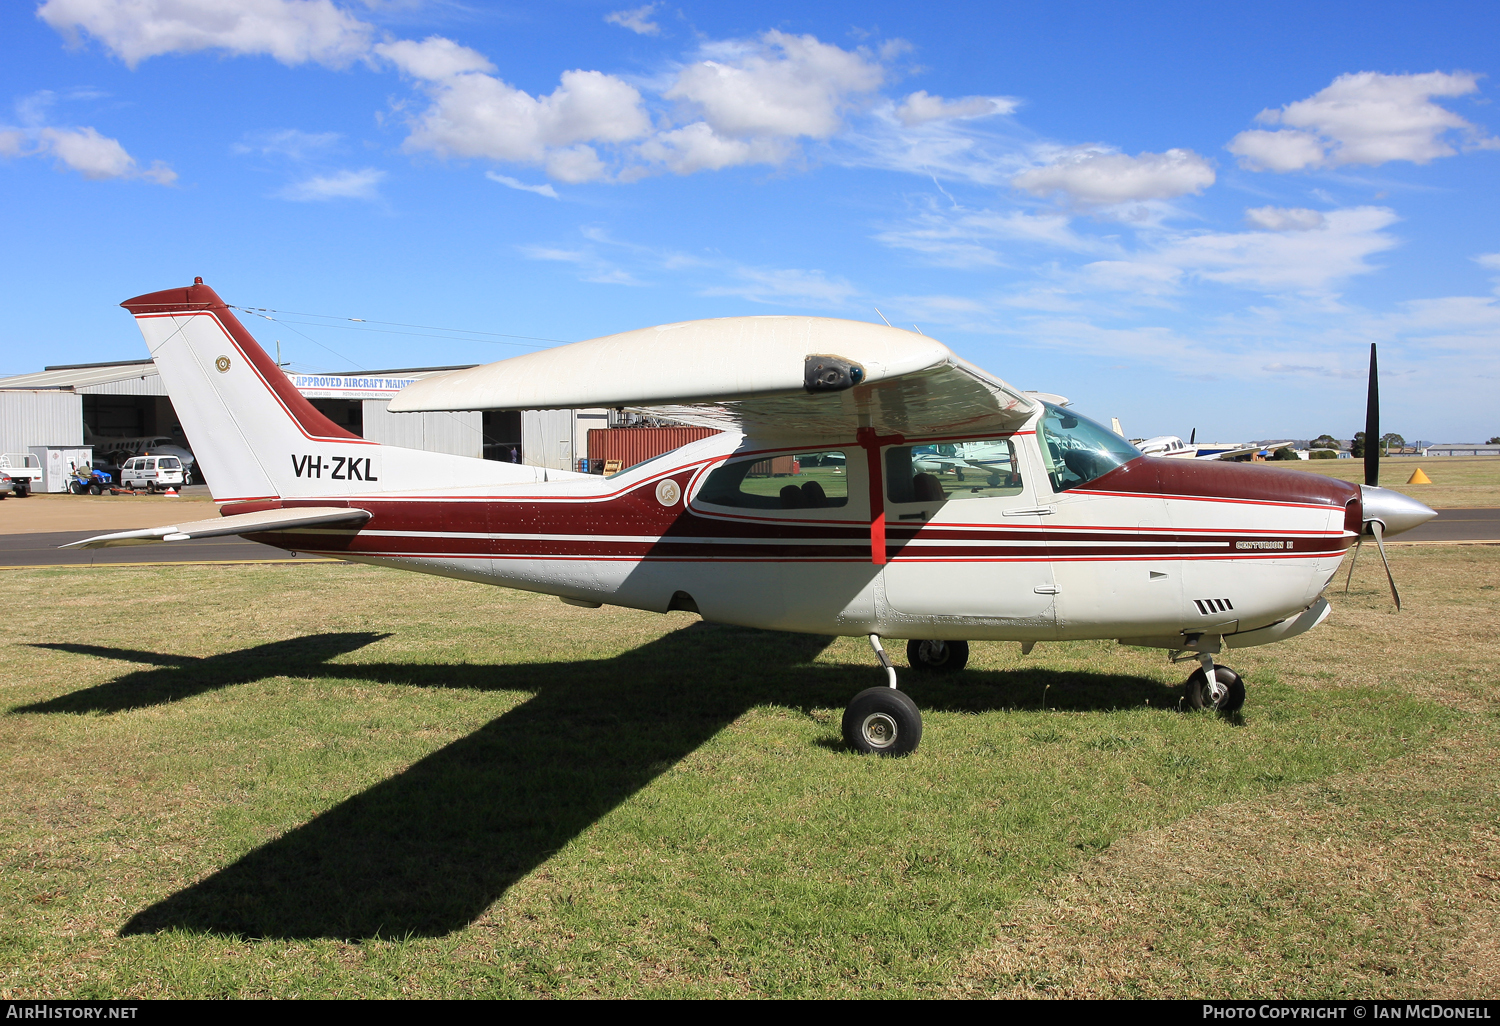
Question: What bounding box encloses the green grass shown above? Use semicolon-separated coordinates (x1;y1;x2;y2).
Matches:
0;555;1493;998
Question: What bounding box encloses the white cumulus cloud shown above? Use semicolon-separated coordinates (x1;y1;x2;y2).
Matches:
1244;206;1326;232
664;31;885;140
29;125;176;182
1228;70;1499;172
605;3;661;36
1011;147;1215;207
38;0;374;68
893;90;1014;126
278;167;384;200
384;38;650;182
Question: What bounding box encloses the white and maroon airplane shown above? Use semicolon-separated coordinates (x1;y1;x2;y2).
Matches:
69;280;1436;755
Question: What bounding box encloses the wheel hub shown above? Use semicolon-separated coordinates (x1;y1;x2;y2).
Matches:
861;712;899;750
1205;674;1227;707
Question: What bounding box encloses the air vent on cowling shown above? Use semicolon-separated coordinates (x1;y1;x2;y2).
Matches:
1193;598;1234;615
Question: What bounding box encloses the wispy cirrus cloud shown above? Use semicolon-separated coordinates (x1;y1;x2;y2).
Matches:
277;167;385;201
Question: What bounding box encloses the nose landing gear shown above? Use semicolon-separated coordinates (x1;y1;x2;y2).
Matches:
1184;650;1245;713
842;635;924;756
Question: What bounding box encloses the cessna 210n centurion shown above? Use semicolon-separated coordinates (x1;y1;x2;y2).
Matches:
69;280;1436;756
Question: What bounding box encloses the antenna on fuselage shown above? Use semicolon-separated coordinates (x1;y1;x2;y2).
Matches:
874;308;893;327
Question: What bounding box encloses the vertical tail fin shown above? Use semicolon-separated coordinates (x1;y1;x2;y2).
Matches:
122;279;554;501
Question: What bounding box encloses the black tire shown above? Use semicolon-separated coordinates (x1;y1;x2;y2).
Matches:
14;482;28;497
842;687;923;756
906;638;969;673
70;481;85;494
89;483;102;495
1185;665;1246;713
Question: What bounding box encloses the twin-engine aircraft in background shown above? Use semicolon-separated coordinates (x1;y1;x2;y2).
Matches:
69;280;1436;755
1134;428;1296;462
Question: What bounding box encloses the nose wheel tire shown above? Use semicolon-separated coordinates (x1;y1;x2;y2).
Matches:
1185;665;1246;714
906;638;969;673
842;687;923;756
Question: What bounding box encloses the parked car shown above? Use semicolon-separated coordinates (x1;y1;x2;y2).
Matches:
0;471;13;498
119;455;185;491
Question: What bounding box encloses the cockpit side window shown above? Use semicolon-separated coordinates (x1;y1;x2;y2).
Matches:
1035;403;1142;492
885;437;1024;503
696;451;850;510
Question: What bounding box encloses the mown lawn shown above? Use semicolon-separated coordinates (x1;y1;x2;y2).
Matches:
0;546;1495;998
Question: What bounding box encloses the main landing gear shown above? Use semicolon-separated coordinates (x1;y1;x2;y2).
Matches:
842;635;925;756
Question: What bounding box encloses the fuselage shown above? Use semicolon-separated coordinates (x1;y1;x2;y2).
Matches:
235;409;1360;647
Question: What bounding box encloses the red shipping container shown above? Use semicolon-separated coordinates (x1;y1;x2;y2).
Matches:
745;455;798;477
587;426;722;470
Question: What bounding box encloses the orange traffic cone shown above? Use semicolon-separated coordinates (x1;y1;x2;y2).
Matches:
1406;467;1431;484
163;487;180;497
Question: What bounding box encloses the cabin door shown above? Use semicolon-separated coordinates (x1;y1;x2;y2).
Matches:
879;437;1058;627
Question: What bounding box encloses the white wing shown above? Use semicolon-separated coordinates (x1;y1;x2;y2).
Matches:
390;316;1035;440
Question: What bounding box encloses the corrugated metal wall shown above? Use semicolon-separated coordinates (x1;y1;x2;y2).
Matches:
588;426;722;469
523;409;577;471
75;374;169;396
1;391;84;454
361;400;483;458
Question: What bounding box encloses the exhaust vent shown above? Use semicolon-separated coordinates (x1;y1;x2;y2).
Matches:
1193;598;1235;615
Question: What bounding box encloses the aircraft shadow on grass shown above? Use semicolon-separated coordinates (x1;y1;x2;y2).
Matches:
18;624;1180;941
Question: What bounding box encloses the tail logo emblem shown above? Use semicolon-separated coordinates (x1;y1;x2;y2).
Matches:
655;479;681;507
215;356;231;373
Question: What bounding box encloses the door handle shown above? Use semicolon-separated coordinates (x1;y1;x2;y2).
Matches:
1034;585;1060;595
1004;507;1054;517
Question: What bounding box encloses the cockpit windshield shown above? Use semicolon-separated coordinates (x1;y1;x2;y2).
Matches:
1035;402;1141;492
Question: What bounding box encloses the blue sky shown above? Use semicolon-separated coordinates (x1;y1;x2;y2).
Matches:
3;0;1498;442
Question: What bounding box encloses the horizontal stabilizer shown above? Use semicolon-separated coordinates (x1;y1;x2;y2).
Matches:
61;506;371;550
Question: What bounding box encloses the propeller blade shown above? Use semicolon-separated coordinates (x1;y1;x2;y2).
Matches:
1364;343;1379;487
1189;428;1196;445
1369;520;1402;611
1343;536;1362;596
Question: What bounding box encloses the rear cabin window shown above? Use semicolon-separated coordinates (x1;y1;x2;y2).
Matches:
696;451;849;509
158;458;180;469
886;438;1024;503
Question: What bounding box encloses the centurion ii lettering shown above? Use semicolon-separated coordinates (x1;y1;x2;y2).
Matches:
291;455;379;481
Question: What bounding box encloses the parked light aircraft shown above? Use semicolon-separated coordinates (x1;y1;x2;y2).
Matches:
1135;429;1296;462
68;281;1436;755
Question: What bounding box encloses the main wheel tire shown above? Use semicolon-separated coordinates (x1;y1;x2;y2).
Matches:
906;638;970;673
842;687;923;756
1185;665;1246;714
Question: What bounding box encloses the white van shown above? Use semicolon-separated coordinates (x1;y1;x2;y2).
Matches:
120;455;186;491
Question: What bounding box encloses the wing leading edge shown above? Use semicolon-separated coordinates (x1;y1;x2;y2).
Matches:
389;316;1035;440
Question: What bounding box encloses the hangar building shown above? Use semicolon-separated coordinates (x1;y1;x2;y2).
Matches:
0;359;608;486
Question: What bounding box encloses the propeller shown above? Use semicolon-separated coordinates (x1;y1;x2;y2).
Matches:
1343;342;1430;611
1364;342;1379;488
1189;428;1196;446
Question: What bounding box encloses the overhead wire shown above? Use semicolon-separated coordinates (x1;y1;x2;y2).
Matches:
226;305;572;349
227;304;542;460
